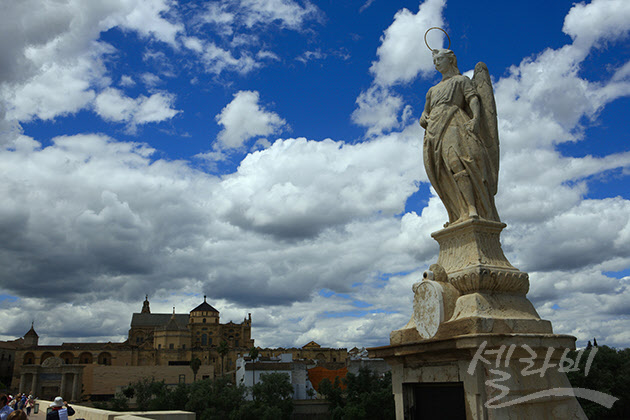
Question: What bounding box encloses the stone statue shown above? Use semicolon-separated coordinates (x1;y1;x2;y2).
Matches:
379;31;587;420
419;48;500;226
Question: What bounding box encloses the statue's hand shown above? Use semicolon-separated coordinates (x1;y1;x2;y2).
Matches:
419;114;428;129
465;118;479;135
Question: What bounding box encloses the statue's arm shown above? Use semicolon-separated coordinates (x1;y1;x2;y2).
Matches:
465;95;481;135
419;89;431;129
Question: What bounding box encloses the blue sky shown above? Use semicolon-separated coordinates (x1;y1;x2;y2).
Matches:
0;0;629;350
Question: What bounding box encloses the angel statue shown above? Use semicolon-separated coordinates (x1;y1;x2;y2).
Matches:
419;31;500;226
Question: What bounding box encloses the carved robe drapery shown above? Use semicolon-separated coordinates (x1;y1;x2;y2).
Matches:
422;74;500;224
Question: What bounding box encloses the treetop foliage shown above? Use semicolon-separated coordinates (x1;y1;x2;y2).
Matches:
318;366;395;420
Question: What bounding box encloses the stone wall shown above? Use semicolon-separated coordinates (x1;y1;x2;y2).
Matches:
36;399;195;420
88;365;214;395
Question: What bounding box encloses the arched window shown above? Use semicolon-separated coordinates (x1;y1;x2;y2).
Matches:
203;318;206;323
98;352;112;365
201;334;208;346
40;352;54;364
59;352;74;364
23;352;35;365
79;352;93;364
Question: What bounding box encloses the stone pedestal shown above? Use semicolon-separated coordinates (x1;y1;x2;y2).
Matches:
370;333;587;419
392;219;552;343
370;219;587;419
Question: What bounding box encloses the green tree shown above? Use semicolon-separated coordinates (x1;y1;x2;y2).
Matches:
128;377;162;411
125;377;184;411
159;382;190;411
121;386;135;399
185;376;247;420
252;372;293;418
232;372;294;420
108;391;129;411
566;345;630;419
100;374;297;420
217;341;229;377
318;367;395;420
191;357;202;382
318;376;344;409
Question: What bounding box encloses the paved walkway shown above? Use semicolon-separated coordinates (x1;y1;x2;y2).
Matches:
19;403;47;420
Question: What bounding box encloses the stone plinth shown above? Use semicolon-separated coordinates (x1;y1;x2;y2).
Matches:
369;333;587;419
375;219;588;419
393;219;552;344
432;219;516;277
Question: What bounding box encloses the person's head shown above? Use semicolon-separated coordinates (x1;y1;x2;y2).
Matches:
50;396;65;408
8;410;27;420
0;394;8;407
432;49;459;74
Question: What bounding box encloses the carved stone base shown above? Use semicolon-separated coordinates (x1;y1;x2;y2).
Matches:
369;334;588;420
391;312;552;345
432;219;516;279
449;266;529;296
397;218;553;339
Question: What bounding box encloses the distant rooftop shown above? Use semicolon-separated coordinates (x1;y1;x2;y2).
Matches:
191;295;219;313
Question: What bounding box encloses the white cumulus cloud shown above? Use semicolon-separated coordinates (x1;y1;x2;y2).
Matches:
216;90;287;149
352;0;445;136
0;0;183;124
370;0;446;87
94;88;180;127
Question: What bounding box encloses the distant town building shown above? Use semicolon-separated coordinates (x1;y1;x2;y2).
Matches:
11;295;252;401
0;336;22;387
347;347;390;376
258;341;348;364
236;345;390;400
8;296;389;404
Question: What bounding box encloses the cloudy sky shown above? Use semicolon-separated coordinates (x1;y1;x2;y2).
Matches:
0;0;629;350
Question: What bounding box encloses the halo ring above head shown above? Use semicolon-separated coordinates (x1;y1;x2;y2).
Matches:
424;27;451;51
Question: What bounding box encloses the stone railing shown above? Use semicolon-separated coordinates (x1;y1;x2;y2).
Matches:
36;400;195;420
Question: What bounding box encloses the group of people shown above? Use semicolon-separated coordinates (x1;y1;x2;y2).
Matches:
8;394;35;415
0;393;35;419
1;393;74;420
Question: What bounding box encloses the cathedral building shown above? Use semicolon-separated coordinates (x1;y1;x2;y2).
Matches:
11;296;253;401
126;295;253;369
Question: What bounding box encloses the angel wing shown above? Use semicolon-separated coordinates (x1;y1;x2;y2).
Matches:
472;62;499;195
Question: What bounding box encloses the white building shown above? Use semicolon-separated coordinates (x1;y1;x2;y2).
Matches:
236;353;316;400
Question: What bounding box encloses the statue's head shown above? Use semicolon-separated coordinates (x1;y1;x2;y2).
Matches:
432;49;459;75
